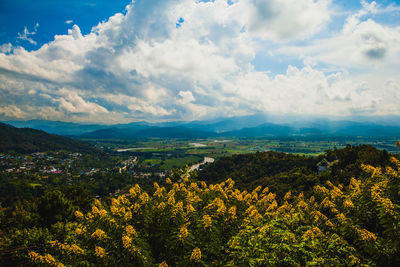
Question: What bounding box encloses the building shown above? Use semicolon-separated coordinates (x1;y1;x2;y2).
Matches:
317;158;330;174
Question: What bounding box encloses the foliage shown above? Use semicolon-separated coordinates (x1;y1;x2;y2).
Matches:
1;144;400;266
21;157;400;266
228;161;400;266
198;145;397;198
198;151;317;190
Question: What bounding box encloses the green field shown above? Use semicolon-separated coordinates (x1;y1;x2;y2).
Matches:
160;155;203;169
143;159;163;165
83;138;400;171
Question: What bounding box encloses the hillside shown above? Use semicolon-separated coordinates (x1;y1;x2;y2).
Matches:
198;144;395;197
0;122;100;154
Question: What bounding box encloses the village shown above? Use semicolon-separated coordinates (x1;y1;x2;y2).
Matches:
0;151;173;184
0;152;99;177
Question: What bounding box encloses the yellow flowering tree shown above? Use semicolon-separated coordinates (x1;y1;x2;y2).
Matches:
25;158;400;266
228;158;400;266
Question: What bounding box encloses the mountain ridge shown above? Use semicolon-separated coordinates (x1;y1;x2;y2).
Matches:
4;115;400;139
0;122;101;154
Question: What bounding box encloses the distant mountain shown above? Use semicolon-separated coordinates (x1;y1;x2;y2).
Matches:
80;126;216;139
292;121;400;137
80;120;400;140
3;119;188;136
0;123;100;154
135;127;217;138
80;128;128;139
80;125;151;139
222;123;294;137
182;114;269;132
3;120;106;136
2;115;269;136
220;121;400;138
4;116;400;139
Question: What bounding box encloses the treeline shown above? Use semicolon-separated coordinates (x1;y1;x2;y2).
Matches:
0;171;158;207
198;144;396;198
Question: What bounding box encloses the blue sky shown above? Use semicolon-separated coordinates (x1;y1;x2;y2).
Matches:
0;1;130;48
0;0;400;123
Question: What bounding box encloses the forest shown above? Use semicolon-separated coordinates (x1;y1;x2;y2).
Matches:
0;143;400;266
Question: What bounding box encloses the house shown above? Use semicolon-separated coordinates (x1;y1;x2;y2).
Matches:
317;158;330;174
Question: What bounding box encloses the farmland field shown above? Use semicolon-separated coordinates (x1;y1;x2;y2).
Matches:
81;137;400;171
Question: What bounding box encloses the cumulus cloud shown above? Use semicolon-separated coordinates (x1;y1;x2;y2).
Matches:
0;43;12;54
56;89;109;115
0;0;399;123
279;1;400;71
68;25;83;40
0;105;27;119
178;90;195;105
238;0;331;41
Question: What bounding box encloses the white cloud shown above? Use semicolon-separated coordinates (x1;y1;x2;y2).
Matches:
68;25;83;40
17;23;39;45
178;90;195;105
237;0;331;42
0;43;12;54
56;89;109;115
101;93;174;117
279;2;400;72
0;105;27;119
0;0;399;123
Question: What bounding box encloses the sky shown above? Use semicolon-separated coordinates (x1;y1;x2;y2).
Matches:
0;0;400;124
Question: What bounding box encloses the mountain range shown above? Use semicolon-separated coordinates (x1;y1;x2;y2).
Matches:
3;114;400;139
